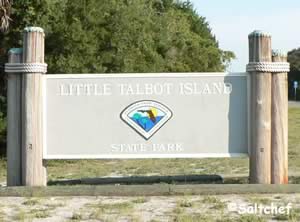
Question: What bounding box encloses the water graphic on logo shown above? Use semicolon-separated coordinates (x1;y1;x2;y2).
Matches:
121;100;172;140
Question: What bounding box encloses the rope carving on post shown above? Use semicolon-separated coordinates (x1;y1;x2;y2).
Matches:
247;48;290;73
5;63;47;73
246;62;290;73
5;27;47;74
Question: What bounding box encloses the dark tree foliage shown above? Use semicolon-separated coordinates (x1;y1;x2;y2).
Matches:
0;0;12;32
0;0;235;152
288;48;300;100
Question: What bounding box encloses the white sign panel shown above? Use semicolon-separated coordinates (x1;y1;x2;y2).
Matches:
44;73;249;159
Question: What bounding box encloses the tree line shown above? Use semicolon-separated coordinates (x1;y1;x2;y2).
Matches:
288;48;300;100
1;0;236;153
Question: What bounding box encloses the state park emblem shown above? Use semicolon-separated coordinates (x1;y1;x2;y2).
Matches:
121;100;172;140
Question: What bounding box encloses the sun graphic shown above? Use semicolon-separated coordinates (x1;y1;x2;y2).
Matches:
150;107;158;117
121;100;172;139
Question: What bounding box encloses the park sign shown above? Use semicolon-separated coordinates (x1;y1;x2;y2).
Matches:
5;28;291;186
44;73;249;159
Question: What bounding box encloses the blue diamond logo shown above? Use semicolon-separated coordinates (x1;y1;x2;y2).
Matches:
121;100;172;140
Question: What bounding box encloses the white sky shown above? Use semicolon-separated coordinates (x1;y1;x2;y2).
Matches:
189;0;300;72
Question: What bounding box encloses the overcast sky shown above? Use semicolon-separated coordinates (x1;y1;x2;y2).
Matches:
189;0;300;72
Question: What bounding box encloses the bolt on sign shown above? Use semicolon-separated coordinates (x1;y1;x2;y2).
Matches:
44;73;249;159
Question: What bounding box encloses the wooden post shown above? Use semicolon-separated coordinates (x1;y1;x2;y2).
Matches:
22;27;47;186
271;50;288;184
7;48;23;186
248;31;272;184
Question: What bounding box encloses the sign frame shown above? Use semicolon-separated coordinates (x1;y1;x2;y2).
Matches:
42;72;251;159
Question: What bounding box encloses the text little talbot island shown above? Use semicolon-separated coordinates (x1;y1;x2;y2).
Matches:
58;82;233;96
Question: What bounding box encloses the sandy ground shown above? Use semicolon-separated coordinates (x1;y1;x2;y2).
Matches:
0;194;299;221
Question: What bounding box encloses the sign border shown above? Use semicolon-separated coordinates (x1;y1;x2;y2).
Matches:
43;72;250;159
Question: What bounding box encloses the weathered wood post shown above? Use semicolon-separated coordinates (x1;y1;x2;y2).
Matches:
7;48;23;186
247;31;272;184
22;27;47;186
271;50;289;184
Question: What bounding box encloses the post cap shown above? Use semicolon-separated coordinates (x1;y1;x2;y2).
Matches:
8;48;23;54
24;27;44;33
248;30;271;38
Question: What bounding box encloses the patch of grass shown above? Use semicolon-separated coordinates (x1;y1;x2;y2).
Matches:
45;157;251;182
88;210;103;220
248;197;271;205
173;214;213;222
29;208;50;219
22;198;40;206
290;176;300;184
88;211;131;221
104;201;133;213
288;108;300;174
192;196;226;213
0;157;6;183
45;202;65;209
215;217;233;222
288;208;300;221
236;214;266;222
273;214;289;221
172;199;194;216
70;212;83;221
210;201;226;210
12;209;27;221
173;207;184;214
202;196;221;204
132;197;148;204
200;196;226;211
178;200;193;208
87;201;134;215
224;177;249;184
88;202;135;221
